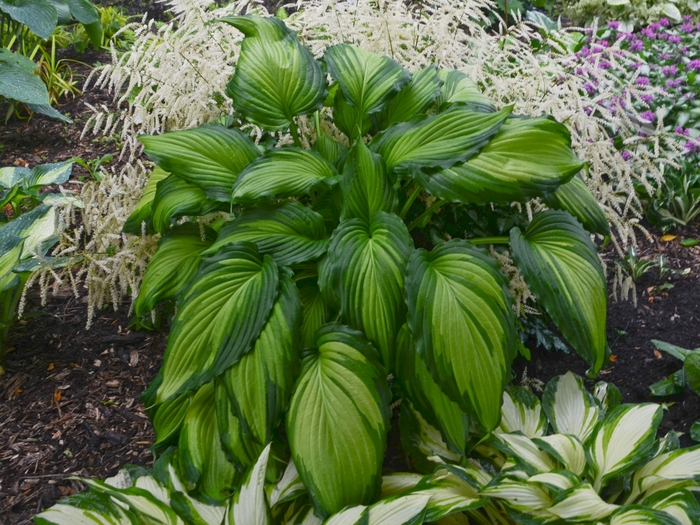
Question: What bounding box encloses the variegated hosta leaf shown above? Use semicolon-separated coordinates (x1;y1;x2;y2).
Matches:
630;445;700;501
207;203;329;266
0;236;23;290
150;174;223;235
497;387;548;439
0;161;73;190
167;463;227;525
297;279;329;349
286;324;391;517
154;243;279;403
179;382;239;503
215;380;256;471
395;324;468;455
405;239;515;431
381;474;425;498
412;117;584;205
152;391;193;454
643;489;700;525
0;204;57;258
399;400;463;468
375;66;443;130
609;506;683;525
33;492;137;525
593;381;623;413
322;212;412;367
324;44;410;140
495;433;557;474
588;403;663;492
222;16;327;131
220;273;302;461
480;479;552;513
412;466;487;521
232;148;339;204
280;502;322;525
436;70;496;113
364;494;431;525
133;224;215;317
340;140;397;223
533;434;587;477
370;106;511;177
226;443;272;525
510;211;607;373
268;460;306;508
528;470;579;493
324;505;367;525
542;174;610;235
140;125;259;202
547;483;618;521
542;372;600;443
123;166;169;235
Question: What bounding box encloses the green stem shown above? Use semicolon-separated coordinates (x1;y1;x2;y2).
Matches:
313;111;321;138
469;236;509;246
289;119;302;148
406;199;445;231
0;274;27;362
399;184;422;219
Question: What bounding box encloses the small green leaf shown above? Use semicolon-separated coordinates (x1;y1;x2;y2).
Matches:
680;238;699;247
684;353;700;394
691;422;700;443
150;174;224;235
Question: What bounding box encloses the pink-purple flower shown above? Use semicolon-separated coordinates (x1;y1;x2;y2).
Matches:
662;65;677;76
688;59;700;72
675;126;690;136
685;139;700;154
640;93;654;104
640;110;655;121
667;79;681;88
636;76;650;85
659;18;670;27
621;150;632;161
641;28;657;39
668;35;681;45
608;21;620;30
681;23;694;33
630;40;644;51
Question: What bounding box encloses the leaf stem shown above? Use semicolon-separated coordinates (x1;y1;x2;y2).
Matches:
469;236;509;246
289;119;302;148
406;199;445;231
399;184;422;219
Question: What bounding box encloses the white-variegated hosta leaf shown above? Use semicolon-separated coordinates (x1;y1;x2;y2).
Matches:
222;16;327;131
133;224;215;317
323;505;367;525
399;401;463;466
208;202;329;266
381;474;425;498
0;204;57;258
436;70;496;113
0;236;23;290
630;445;700;501
322;212;413;368
406;239;515;431
533;434;587;477
167;464;227;525
363;494;431;525
480;479;552;513
542;372;600;444
528;470;579;493
324;44;410;140
547;483;618;521
497;387;548;438
413;466;487;521
179;382;239;503
609;506;684;525
232;148;339;204
510;211;607;372
226;443;272;525
643;489;700;525
33;492;137;525
593;381;623;413
495;433;557;474
268;460;306;508
589;403;663;492
140;125;259;202
286;325;391;517
154;243;278;402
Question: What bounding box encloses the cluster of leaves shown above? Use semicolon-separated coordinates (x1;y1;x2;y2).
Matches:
0;0;104;120
0;161;78;371
35;372;700;524
99;13;615;520
563;0;700;29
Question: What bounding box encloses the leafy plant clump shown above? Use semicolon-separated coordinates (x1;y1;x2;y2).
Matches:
35;372;700;524
564;0;700;30
98;13;613;518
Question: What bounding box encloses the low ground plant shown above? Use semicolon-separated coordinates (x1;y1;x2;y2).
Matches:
563;0;700;30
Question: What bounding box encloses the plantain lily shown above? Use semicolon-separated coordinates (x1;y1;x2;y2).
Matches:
71;13;614;520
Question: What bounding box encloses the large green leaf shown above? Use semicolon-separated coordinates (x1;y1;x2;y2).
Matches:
222;15;326;131
297;278;329;349
139;125;259;202
324;44;410;140
405;239;515;431
0;235;23;290
179;382;239;503
0;52;52;106
232;148;338;204
286;324;391;517
509;210;607;373
375;66;443;131
215;380;256;472
411;117;584;204
340;140;397;223
588;403;663;491
0;203;57;258
152;390;192;454
133;224;215;317
207;202;328;266
154;243;279;403
684;353;700;395
370;105;511;177
123;166;169;235
63;0;99;24
322;212;413;367
395;324;468;455
150;174;223;235
220;273;301;461
436;70;496;113
0;0;57;39
543;175;610;235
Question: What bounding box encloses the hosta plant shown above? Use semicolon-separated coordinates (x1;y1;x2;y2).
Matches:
118;14;611;519
35;372;700;525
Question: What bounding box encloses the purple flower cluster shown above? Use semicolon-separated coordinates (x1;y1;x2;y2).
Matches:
688;59;700;72
640;110;655;122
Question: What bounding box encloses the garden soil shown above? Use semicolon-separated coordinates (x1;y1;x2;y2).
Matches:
1;26;700;525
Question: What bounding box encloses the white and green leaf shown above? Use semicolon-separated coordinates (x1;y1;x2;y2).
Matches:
497;387;548;439
542;372;600;443
546;483;618;521
533;434;587;477
226;443;272;525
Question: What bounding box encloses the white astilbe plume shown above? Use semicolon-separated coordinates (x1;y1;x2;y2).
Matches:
57;0;680;321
